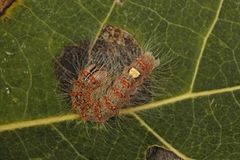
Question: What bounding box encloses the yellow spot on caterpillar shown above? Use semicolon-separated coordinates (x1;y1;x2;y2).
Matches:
115;0;124;6
129;67;140;78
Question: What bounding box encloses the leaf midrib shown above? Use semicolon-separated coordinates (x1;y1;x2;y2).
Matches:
1;84;240;133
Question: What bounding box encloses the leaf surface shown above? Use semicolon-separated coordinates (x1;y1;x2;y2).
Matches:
0;0;240;159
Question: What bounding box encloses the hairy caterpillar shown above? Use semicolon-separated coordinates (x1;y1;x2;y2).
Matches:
54;25;161;122
70;53;159;122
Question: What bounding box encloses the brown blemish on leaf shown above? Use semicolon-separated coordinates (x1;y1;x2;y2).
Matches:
146;146;182;160
0;0;22;19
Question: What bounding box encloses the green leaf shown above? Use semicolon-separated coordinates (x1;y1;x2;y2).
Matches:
1;0;240;159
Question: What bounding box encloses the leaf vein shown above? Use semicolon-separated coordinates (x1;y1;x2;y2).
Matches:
189;0;224;92
51;124;89;160
87;0;117;56
132;113;192;160
5;31;33;118
128;0;203;37
15;131;31;159
21;4;75;44
75;0;101;24
0;85;240;133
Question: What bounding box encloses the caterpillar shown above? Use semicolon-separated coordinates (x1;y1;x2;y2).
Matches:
54;25;160;123
70;52;159;122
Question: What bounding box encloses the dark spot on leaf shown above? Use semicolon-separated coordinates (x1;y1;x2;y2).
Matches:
0;0;16;16
53;41;89;98
146;146;182;160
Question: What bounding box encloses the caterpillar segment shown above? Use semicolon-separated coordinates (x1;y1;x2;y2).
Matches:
93;53;159;122
70;65;108;121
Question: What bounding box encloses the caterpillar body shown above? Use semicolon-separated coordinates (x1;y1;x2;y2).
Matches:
54;25;161;123
70;53;159;122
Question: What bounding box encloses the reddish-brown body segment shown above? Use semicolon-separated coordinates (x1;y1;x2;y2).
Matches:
70;53;159;122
